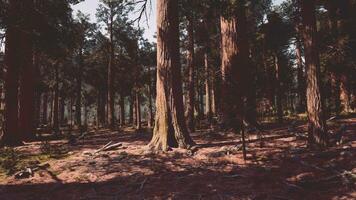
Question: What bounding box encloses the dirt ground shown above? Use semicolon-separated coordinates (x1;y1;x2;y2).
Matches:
0;117;355;200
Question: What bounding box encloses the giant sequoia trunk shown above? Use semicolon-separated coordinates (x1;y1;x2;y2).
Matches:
185;14;195;132
301;0;328;147
2;21;22;146
148;0;194;151
296;37;306;113
19;30;35;141
1;0;34;146
220;3;249;130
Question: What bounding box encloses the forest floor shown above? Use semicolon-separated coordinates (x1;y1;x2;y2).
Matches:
0;116;355;200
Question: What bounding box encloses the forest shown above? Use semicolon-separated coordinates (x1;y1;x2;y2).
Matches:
0;0;355;199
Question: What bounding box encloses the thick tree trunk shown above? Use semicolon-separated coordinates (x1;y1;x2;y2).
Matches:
186;14;195;132
1;0;34;146
301;0;328;147
19;33;35;141
220;16;244;130
148;0;194;151
296;37;306;113
2;22;22;146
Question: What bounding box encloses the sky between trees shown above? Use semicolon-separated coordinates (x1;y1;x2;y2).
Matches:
72;0;285;42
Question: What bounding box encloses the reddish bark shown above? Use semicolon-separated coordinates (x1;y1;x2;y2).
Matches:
301;0;328;147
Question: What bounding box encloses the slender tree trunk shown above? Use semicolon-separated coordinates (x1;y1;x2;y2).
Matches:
60;95;65;124
186;14;195;132
147;68;154;128
148;0;194;151
42;92;48;125
274;54;283;123
129;96;133;124
203;12;213;122
135;92;141;130
301;0;328;147
53;65;59;134
76;51;83;127
119;94;125;126
107;8;115;128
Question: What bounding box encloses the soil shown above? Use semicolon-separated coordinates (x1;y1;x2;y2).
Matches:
0;117;355;200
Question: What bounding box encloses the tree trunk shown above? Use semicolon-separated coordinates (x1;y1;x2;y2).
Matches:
119;94;125;126
301;0;328;147
148;0;194;151
274;54;283;123
135;92;141;130
340;74;351;113
2;19;22;146
42;92;48;125
147;68;154;128
53;65;59;134
296;37;306;113
107;7;115;129
185;14;195;132
129;96;133;124
19;33;35;141
220;6;247;130
60;95;65;124
75;51;83;128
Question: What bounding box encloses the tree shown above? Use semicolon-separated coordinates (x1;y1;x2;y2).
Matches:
148;0;194;151
301;0;328;147
1;0;34;146
220;0;249;130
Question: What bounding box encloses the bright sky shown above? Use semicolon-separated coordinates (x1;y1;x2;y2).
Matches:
72;0;285;43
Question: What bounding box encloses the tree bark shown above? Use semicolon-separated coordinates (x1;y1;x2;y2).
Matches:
42;92;48;125
119;94;125;126
148;0;194;151
2;18;22;146
274;54;283;123
301;0;328;147
107;3;115;128
1;0;34;146
296;36;306;113
19;31;35;141
147;68;154;128
53;64;59;134
186;14;195;132
135;92;141;130
75;51;83;127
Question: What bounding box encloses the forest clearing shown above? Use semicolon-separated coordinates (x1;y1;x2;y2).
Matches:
1;0;356;199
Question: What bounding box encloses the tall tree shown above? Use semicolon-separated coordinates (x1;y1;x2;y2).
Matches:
301;0;328;147
148;0;194;151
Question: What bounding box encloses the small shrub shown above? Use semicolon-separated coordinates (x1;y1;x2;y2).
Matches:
0;147;19;174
